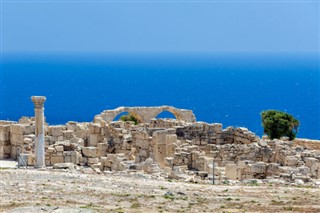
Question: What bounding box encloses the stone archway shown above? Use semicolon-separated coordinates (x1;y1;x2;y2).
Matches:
108;108;143;123
155;110;177;120
153;106;181;120
95;106;196;124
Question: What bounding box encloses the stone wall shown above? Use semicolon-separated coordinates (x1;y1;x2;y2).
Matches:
293;138;320;150
0;121;15;159
1;114;319;183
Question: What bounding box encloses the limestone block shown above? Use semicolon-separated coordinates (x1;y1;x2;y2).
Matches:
123;134;132;142
49;126;65;137
143;158;161;174
82;147;97;157
132;131;148;140
55;146;64;152
89;134;103;147
298;166;310;176
66;121;78;131
53;163;75;169
47;147;55;153
97;143;107;157
64;155;71;163
11;134;24;145
23;138;33;144
24;126;35;135
51;156;64;164
63;151;73;156
56;152;63;156
88;157;99;165
225;164;239;180
138;149;147;158
70;155;78;164
216;138;224;144
104;154;115;167
63;130;74;140
135;139;149;149
27;154;35;166
74;127;88;139
242;138;251;144
89;124;101;134
50;136;58;143
71;137;84;147
317;164;320;179
10;124;25;134
305;157;319;168
100;156;108;166
251;163;266;174
284;156;298;166
0;126;10;141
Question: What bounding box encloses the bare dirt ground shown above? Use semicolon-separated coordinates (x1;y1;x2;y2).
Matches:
1;168;320;213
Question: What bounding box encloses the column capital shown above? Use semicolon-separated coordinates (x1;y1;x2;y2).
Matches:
31;96;46;109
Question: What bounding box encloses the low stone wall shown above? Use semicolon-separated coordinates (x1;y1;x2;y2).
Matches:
293;139;320;150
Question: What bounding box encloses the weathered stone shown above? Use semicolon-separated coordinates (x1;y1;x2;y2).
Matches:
225;164;239;180
251;163;266;174
284;156;298;166
55;146;64;152
82;147;97;157
51;156;64;164
53;162;75;169
88;157;99;165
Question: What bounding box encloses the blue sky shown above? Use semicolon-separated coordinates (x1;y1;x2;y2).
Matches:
1;1;319;54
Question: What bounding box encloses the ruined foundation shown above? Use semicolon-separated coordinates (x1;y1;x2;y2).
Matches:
1;100;320;185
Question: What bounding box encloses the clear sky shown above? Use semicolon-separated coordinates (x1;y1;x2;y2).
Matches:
1;1;319;54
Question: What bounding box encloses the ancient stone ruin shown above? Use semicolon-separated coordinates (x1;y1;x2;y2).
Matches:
94;106;196;123
1;96;320;185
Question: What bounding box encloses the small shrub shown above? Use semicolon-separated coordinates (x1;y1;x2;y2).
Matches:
248;180;260;186
223;180;230;185
261;110;299;140
130;203;140;208
283;206;294;211
120;114;139;125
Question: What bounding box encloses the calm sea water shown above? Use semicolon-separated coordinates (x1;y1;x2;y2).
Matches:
1;53;319;139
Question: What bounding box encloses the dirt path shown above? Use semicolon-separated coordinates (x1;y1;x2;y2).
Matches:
1;169;319;212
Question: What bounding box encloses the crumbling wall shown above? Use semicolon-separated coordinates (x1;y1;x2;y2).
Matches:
293;139;320;150
1;114;320;183
0;121;15;159
95;106;196;123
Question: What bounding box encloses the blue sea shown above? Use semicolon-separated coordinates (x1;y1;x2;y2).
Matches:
1;53;319;139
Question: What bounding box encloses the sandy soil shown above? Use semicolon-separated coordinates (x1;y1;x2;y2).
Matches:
0;168;320;213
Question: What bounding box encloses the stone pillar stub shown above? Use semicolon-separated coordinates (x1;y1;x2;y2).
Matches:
31;96;46;168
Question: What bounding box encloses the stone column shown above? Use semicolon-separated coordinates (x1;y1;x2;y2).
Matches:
31;96;46;168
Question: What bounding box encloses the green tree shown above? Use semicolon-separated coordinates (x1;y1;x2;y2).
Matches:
120;114;139;125
261;110;299;140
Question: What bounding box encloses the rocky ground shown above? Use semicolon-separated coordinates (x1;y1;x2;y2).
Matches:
1;166;320;213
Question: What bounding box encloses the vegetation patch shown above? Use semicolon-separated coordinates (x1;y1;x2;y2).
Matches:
261;110;299;140
120;114;139;125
